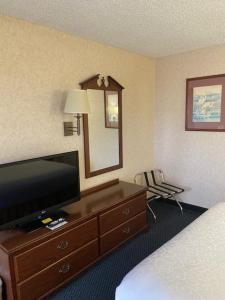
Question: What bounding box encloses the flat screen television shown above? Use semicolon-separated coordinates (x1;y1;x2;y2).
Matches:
0;151;80;229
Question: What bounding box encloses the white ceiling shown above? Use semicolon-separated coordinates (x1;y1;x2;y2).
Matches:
1;0;225;57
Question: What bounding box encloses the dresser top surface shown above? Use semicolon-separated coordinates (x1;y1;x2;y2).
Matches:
0;181;146;253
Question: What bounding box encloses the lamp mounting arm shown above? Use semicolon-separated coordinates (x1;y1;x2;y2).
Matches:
64;114;82;136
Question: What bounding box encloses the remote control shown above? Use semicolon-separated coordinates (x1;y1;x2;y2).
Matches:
47;218;65;228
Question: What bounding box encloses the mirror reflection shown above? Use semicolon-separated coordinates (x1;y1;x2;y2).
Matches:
87;89;119;172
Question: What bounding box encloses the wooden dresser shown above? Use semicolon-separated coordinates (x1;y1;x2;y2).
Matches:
0;181;147;300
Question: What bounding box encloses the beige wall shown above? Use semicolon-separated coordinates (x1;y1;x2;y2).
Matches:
0;16;155;190
156;45;225;208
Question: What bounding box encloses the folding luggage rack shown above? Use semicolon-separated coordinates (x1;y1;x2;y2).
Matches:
134;169;184;221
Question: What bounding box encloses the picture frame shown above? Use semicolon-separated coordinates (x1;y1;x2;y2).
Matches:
186;74;225;131
104;91;119;129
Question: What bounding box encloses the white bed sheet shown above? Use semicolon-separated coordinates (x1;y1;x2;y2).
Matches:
116;202;225;300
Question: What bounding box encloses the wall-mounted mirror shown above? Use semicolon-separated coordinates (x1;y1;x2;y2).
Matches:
80;74;124;178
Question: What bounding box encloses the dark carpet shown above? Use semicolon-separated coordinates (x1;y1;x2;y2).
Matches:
49;200;204;300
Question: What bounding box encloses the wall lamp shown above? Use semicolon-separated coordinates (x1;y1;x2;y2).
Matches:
64;89;90;136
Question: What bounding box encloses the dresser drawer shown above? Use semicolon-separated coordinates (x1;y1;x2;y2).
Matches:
99;193;146;234
14;217;98;282
100;211;147;254
17;239;98;300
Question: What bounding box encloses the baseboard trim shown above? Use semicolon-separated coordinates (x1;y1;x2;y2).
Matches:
153;198;207;213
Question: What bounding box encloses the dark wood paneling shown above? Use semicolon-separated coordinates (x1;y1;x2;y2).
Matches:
14;218;98;282
100;212;147;254
17;240;98;300
99;193;146;234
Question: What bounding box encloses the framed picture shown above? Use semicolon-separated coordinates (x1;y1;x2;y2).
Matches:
104;91;119;129
186;74;225;131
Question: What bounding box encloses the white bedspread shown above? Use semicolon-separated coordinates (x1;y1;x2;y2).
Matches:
116;202;225;300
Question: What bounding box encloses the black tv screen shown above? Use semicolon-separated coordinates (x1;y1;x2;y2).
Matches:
0;151;80;229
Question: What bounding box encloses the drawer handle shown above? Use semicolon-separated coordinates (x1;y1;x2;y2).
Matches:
57;240;69;250
122;208;130;216
122;226;130;234
59;263;71;274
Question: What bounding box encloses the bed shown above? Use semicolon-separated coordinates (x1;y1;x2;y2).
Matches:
116;202;225;300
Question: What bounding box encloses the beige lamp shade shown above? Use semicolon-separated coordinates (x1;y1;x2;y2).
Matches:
64;89;90;114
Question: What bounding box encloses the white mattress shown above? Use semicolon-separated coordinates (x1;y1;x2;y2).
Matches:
116;202;225;300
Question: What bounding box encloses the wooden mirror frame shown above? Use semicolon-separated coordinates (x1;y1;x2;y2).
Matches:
80;74;124;178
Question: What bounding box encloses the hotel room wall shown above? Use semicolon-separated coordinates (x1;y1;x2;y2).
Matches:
155;45;225;208
0;16;155;190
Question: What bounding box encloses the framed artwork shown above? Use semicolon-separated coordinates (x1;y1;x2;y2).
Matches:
186;74;225;131
104;91;119;129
